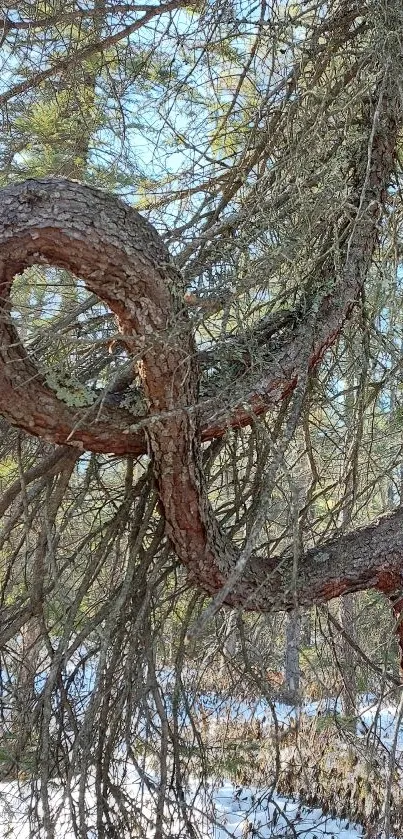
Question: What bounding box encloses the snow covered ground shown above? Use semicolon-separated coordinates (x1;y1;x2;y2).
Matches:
211;784;362;838
0;774;363;838
1;694;401;837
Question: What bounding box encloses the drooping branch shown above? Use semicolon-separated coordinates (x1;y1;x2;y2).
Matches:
0;70;400;612
0;446;73;518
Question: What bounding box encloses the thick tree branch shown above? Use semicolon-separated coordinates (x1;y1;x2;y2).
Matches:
200;82;401;437
0;69;400;611
223;507;403;611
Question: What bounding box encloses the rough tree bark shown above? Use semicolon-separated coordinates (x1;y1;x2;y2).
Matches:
0;72;401;613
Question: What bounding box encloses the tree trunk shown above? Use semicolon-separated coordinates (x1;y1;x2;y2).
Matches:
338;595;357;718
285;611;301;700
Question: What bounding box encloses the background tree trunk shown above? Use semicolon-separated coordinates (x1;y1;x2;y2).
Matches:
338;594;357;718
285;610;301;701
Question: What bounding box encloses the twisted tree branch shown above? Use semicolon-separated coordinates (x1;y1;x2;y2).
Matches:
0;71;400;610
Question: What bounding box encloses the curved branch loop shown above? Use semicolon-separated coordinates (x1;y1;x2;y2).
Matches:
0;65;400;614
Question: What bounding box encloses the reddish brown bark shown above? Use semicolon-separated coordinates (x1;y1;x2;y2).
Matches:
0;75;400;612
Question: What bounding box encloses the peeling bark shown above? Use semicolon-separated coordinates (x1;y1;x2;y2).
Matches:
0;73;400;612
